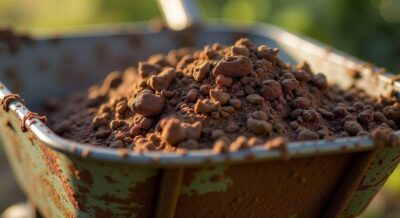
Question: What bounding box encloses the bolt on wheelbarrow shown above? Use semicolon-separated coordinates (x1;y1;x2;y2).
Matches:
0;0;400;217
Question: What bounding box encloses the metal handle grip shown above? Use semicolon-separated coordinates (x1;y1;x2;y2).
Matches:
157;0;201;30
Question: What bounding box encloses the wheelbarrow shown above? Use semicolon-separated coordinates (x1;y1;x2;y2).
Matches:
0;0;399;217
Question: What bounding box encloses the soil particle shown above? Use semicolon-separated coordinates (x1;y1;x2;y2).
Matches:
213;56;253;77
129;90;164;117
343;121;363;136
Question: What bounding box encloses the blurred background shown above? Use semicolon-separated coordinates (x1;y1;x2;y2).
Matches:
0;0;399;217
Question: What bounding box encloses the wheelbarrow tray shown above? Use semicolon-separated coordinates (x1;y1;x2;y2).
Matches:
0;22;399;218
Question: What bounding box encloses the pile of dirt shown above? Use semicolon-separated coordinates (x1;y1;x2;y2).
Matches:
44;38;400;153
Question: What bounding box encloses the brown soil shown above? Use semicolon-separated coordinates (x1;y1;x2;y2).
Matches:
44;38;400;153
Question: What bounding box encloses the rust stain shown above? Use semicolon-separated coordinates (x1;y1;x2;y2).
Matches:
0;93;24;112
38;143;80;210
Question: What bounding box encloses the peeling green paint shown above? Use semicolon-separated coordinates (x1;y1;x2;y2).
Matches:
181;164;233;195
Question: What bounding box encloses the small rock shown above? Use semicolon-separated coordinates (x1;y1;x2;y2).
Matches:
293;70;310;82
186;89;199;102
257;45;279;62
212;138;229;153
194;99;218;114
293;97;310;109
147;67;176;91
129;126;141;137
333;105;347;118
92;114;108;130
110;140;124;148
297;129;319;140
139;117;154;130
260;80;282;100
317;108;334;120
302;110;320;122
138;61;160;78
247;118;272;134
229;99;241;110
344;121;363;136
311;73;328;90
110;120;123;130
183;121;202;140
231;45;249;57
193;61;211;82
216;74;233;87
247;94;264;105
222;106;235;114
229;136;249;151
210;89;230;105
161;118;187;145
213;56;253;77
281;78;299;92
129;89;165;117
357;110;373;125
95;128;111;139
251;111;268;120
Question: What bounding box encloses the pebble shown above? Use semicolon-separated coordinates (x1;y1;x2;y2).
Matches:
229;99;241;110
182;121;202;140
147;67;176;91
194;99;218;114
293;97;310;109
231;45;249;57
281;78;299;92
213;56;253;77
139;117;154;130
186;89;199;102
251;111;268;120
260;80;282;100
229;136;249;151
247;94;264;105
129;89;165;117
210;89;230;105
344;121;363;136
247;118;272;134
92;114;108;130
193;61;210;82
212;138;229;153
161;118;187;145
293;70;310;82
317;108;334;120
357;110;373;125
257;45;279;62
138;61;160;78
110;140;124;148
297;129;319;140
216;74;233;87
95;128;111;139
311;73;328;90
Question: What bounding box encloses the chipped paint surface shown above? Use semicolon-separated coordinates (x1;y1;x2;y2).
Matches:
181;165;233;195
343;147;400;217
0;112;158;217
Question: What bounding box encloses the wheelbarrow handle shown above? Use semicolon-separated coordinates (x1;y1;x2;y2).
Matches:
157;0;201;30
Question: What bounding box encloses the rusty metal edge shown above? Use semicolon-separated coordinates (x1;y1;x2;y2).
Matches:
0;21;399;166
154;168;184;218
322;150;377;218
